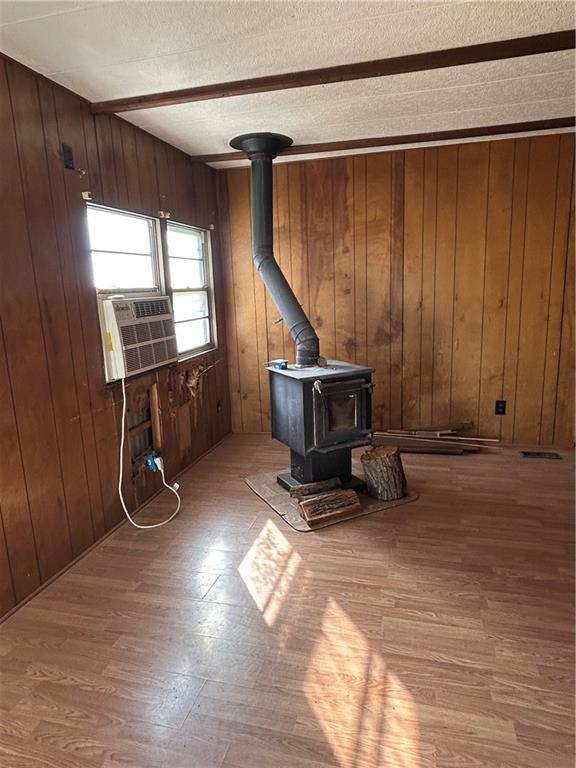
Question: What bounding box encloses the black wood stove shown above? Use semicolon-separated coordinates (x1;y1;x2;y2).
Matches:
230;132;373;489
269;361;373;489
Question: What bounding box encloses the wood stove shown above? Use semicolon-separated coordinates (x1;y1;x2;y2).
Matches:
269;360;373;489
229;132;374;490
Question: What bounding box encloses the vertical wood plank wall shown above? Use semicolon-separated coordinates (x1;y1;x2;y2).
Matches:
0;55;231;619
220;134;574;447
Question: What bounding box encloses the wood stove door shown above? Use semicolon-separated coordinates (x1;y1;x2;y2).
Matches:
312;378;371;449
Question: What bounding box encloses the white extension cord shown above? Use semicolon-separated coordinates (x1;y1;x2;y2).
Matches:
118;377;181;529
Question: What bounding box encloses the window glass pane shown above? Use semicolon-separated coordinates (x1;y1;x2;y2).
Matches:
169;257;204;289
91;251;155;290
173;291;209;322
167;224;204;259
87;207;152;254
175;318;210;353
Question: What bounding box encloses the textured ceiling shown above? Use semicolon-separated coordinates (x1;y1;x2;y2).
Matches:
0;0;574;163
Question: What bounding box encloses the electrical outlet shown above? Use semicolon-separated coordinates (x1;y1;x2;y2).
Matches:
495;400;506;415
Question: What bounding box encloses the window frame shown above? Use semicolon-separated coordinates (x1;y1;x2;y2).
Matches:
162;219;217;360
86;202;165;297
86;203;217;361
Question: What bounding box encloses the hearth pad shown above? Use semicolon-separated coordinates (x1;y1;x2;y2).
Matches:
245;461;418;531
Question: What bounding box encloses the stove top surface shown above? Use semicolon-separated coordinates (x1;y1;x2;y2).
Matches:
267;359;373;381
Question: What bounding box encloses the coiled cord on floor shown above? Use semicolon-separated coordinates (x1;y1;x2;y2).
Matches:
118;377;181;529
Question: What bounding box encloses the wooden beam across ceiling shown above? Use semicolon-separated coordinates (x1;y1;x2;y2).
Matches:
91;30;575;114
189;117;576;163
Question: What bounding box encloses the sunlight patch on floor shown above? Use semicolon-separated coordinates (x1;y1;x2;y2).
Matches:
238;520;302;627
304;599;421;768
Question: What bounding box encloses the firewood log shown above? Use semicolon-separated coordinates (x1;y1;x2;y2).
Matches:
289;477;341;499
360;446;406;500
298;488;361;522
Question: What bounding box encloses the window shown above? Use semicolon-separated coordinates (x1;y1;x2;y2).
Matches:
87;204;215;359
165;222;214;356
87;204;161;293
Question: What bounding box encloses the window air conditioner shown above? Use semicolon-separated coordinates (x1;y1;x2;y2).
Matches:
99;296;178;383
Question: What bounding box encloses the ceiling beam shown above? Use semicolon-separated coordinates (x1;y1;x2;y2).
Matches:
91;30;575;114
189;118;576;164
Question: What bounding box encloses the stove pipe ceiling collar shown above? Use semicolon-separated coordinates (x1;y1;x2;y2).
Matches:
229;132;320;367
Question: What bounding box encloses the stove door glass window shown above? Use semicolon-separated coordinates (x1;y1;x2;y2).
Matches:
327;393;358;431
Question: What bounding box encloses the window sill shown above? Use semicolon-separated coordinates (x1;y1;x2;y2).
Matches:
177;345;218;364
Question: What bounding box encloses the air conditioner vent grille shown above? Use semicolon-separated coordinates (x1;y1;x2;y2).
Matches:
139;344;154;369
121;325;137;347
150;320;165;340
135;323;151;343
134;299;171;318
124;347;140;373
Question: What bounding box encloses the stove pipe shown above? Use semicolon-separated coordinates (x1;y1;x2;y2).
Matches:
229;133;320;367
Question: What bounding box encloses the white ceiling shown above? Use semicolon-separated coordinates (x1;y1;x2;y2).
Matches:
0;0;574;164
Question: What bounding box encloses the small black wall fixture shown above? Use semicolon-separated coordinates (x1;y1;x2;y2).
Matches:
229;132;320;367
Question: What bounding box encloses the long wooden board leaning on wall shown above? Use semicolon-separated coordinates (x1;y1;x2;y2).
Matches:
220;133;574;448
0;54;231;619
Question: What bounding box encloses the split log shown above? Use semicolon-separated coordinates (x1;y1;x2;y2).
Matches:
289;477;341;499
361;446;407;500
298;488;361;523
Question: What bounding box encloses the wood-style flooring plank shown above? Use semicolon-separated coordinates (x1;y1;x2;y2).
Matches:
0;434;573;768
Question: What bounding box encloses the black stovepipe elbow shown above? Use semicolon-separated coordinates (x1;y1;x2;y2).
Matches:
230;132;320;367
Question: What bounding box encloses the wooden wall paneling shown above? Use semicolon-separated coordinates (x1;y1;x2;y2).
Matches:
332;157;356;362
8;61;95;556
501;139;530;444
210;188;231;442
94;114;119;208
217;173;242;432
554;199;575;447
38;81;106;541
174;150;194;224
135;130;159;216
514;135;561;444
0;322;40;603
402;148;424;427
192;161;215;229
120;120;142;213
275;164;293;359
420;148;438;427
267;170;287;363
110;116;129;209
366;153;392;430
352;155;368;365
287;163;310;334
80;101;103;204
222;137;573;446
306;160;335;359
477;139;515;439
450;142;490;428
0;60;73;579
227;168;262;431
0;53;232;619
253;171;270;430
154;140;172;214
0;503;15;616
431;145;458;428
53;87;131;528
389;152;404;429
540;135;575;445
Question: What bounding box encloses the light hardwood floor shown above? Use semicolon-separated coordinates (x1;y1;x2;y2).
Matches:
0;434;573;768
